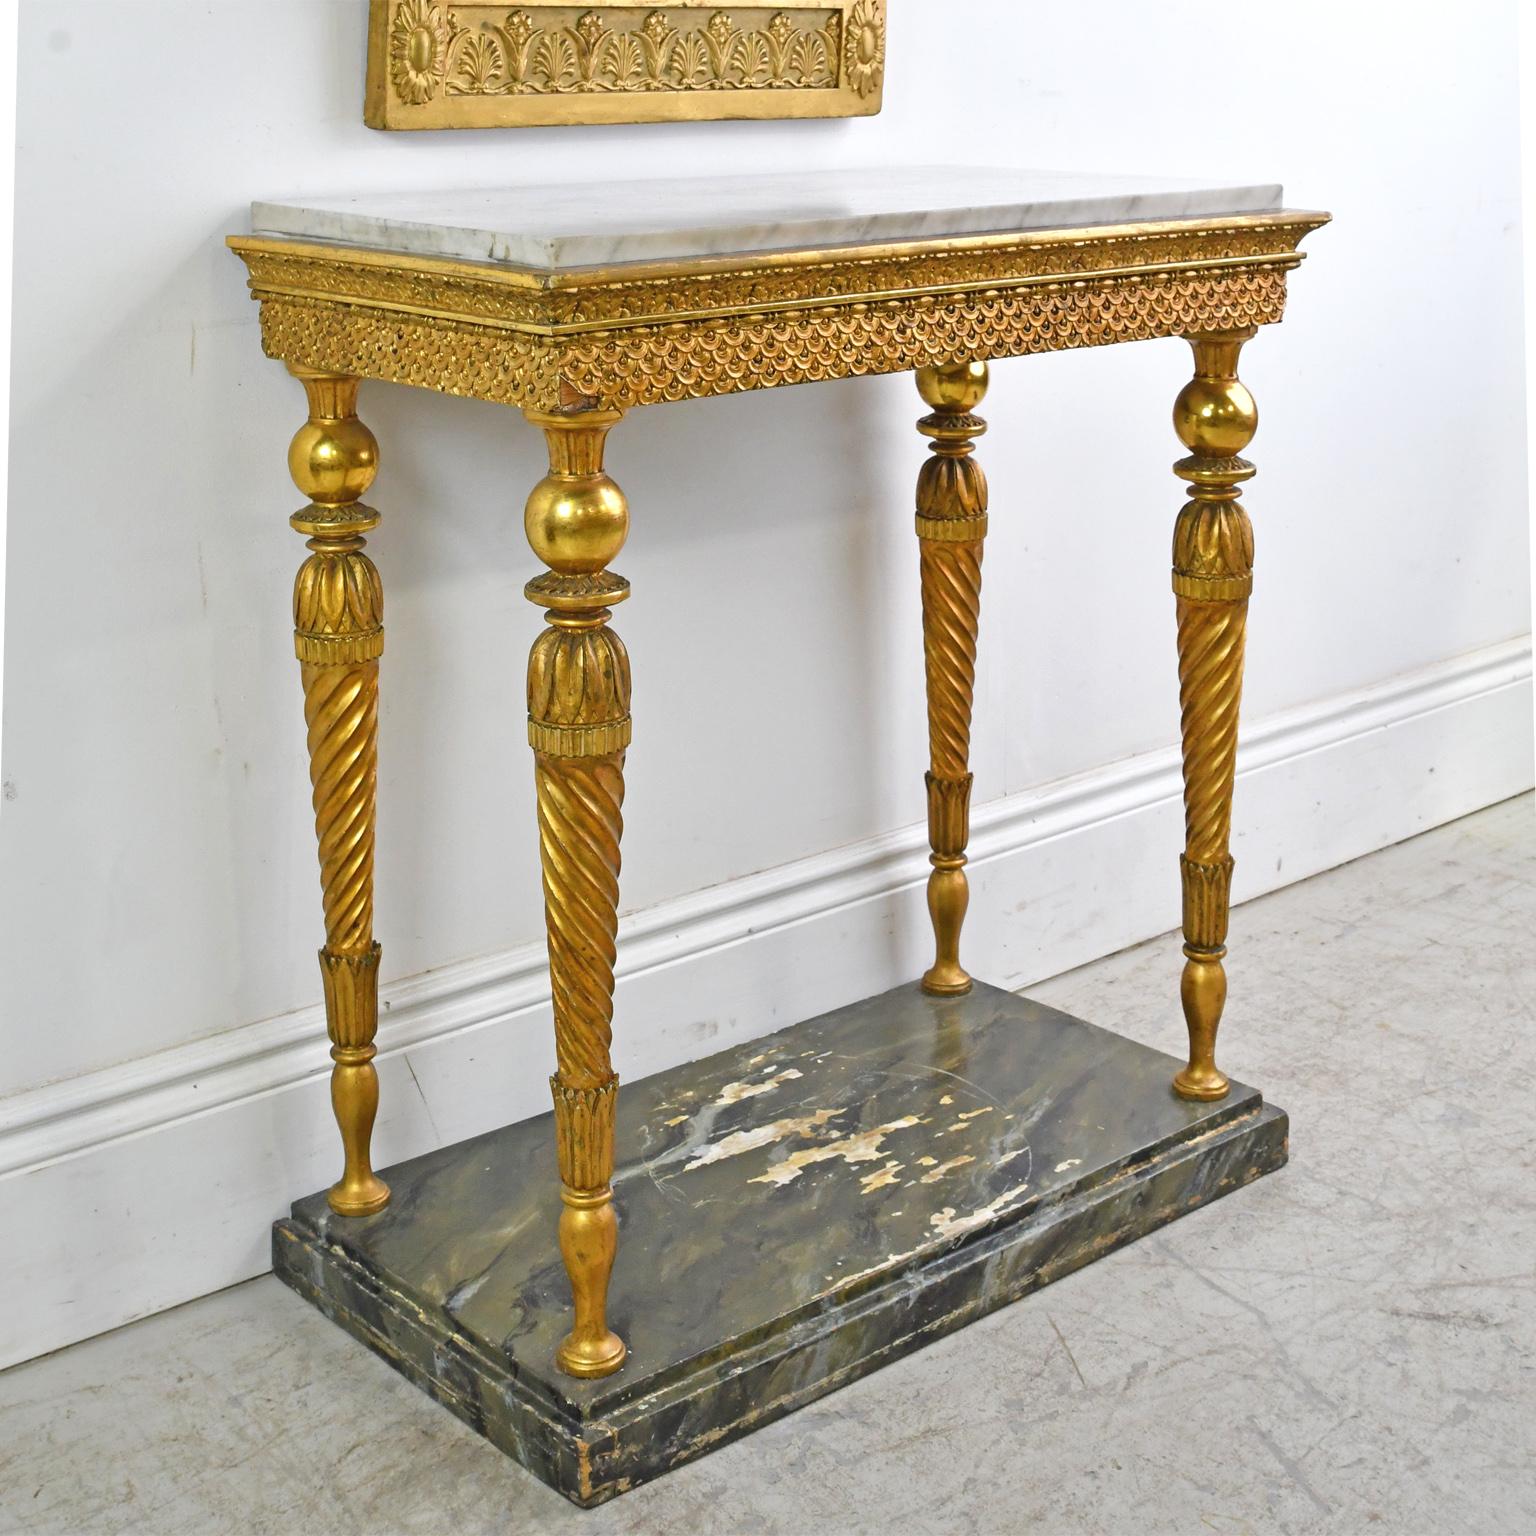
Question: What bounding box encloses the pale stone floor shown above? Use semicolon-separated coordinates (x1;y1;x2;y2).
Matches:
3;797;1533;1536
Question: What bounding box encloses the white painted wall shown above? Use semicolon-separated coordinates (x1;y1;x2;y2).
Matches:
1;0;1531;1364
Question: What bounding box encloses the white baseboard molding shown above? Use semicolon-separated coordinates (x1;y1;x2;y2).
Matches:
2;636;1530;1370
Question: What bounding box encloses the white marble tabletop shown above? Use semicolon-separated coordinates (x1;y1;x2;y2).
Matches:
250;166;1283;272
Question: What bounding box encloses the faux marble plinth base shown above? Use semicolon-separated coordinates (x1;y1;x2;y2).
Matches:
273;982;1286;1506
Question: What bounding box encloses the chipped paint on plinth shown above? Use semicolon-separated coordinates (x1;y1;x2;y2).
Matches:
711;1068;804;1107
929;1181;1032;1239
859;1160;905;1194
1054;1159;1082;1173
749;1115;925;1188
919;1154;976;1184
683;1109;841;1172
946;1113;992;1131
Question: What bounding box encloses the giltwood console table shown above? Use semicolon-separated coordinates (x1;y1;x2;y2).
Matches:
230;167;1327;1505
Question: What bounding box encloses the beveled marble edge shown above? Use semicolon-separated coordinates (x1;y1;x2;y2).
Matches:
229;207;1327;411
229;210;1328;298
249;168;1286;272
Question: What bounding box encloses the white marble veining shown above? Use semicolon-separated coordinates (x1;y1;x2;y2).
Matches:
250;166;1284;271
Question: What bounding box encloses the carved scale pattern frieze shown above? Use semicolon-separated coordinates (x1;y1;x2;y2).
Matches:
254;264;1295;413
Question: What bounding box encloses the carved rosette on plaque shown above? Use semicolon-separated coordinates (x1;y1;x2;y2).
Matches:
366;1;886;128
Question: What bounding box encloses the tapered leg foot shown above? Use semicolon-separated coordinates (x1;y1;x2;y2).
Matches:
556;1186;626;1377
1173;952;1231;1101
327;1062;391;1217
923;774;973;995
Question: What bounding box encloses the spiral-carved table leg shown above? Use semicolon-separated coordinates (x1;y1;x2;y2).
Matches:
1169;330;1259;1101
523;408;632;1379
286;365;389;1215
914;361;990;995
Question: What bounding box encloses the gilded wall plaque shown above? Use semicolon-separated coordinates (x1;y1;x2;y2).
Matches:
365;1;886;129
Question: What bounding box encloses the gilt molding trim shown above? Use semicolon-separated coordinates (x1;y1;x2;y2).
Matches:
365;1;885;129
232;215;1325;334
229;213;1327;414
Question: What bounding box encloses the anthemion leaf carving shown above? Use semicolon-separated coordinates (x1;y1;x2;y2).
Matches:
366;2;884;127
439;6;840;98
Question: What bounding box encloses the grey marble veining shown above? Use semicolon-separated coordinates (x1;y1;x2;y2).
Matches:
250;165;1284;271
